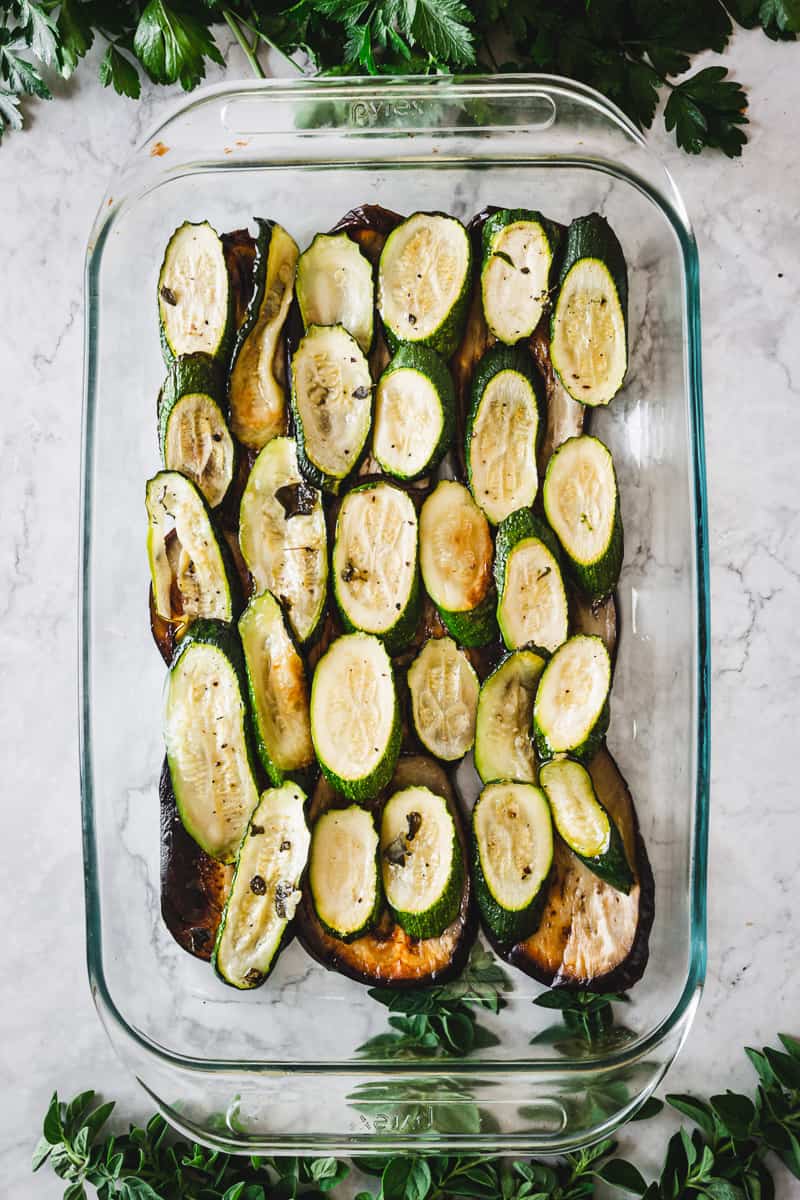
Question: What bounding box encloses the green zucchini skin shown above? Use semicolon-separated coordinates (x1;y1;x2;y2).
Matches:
331;481;421;654
532;635;612;764
480;209;561;344
465;344;545;522
543;435;624;601
493;507;568;652
436;592;497;648
158;221;234;368
373;344;455;481
378;212;472;358
157;353;235;509
539;758;633;894
549;213;628;406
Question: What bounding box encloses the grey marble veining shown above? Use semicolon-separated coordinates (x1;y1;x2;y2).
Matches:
1;32;800;1197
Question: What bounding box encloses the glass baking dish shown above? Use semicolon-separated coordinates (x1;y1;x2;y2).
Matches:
80;74;709;1155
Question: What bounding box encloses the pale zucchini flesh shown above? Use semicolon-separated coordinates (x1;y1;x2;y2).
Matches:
297;232;374;353
310;633;400;801
378;213;471;356
481;217;554;345
290;324;372;491
229;222;299;449
332;482;418;647
309;805;381;940
165;638;259;864
419;480;496;645
373;344;454;481
146;470;233;626
238;590;314;784
533;634;611;762
213;784;310;987
539;758;633;894
543;434;623;599
238;437;327;644
474;649;547;784
472;782;553;947
163;392;234;510
467;367;540;525
497;536;568;653
380;785;463;940
158;221;231;364
407;637;479;762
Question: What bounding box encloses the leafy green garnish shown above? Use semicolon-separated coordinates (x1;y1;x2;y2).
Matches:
29;1032;800;1197
0;1;798;151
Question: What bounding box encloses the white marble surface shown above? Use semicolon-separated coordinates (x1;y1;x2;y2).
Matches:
1;27;800;1198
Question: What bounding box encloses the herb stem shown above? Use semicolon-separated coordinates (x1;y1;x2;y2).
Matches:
238;16;305;75
222;9;265;79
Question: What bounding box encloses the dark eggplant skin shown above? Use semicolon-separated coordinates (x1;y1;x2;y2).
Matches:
160;759;233;960
221;228;258;331
329;203;404;265
569;586;618;665
504;747;654;993
295;755;476;989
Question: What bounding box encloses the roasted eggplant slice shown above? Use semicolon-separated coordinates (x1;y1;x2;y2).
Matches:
160;759;232;961
508;747;654;991
570;587;618;662
221;228;258;330
295;755;474;987
530;318;585;478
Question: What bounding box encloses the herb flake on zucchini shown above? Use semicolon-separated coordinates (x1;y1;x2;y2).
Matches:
539;758;633;893
238;437;327;644
550;213;628;406
474;649;547;784
494;508;568;653
332;481;420;652
419;480;497;647
472;782;553;948
378;212;471;357
373;345;455;480
146;470;238;629
297;232;374;353
310;633;400;802
481;209;560;345
380;785;464;940
533;634;611;762
407;636;479;762
164;620;259;864
158;221;233;366
466;345;543;525
228;220;299;449
238;590;314;786
309;805;382;941
543;434;623;600
158;353;234;509
213;783;310;987
290;323;372;493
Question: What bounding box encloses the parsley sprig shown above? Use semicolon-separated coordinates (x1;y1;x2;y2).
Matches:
33;1031;800;1199
1;1;798;153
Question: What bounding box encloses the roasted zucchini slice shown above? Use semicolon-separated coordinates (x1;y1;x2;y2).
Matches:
158;353;234;509
373;345;455;481
290;324;373;493
146;470;239;628
543;434;623;600
238;436;327;644
378;212;472;357
494;508;568;653
296;232;374;353
539;758;633;893
309;805;382;941
533;634;611;763
474;649;547;784
164;620;260;864
380;785;464;940
158;221;233;366
238;590;314;786
407;636;479;762
419;480;497;647
480;209;560;345
509;747;654;991
228;220;299;449
332;481;420;652
295;756;474;987
472;782;553;949
466;344;543;525
310;633;401;802
213;783;310;988
550;213;628;406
